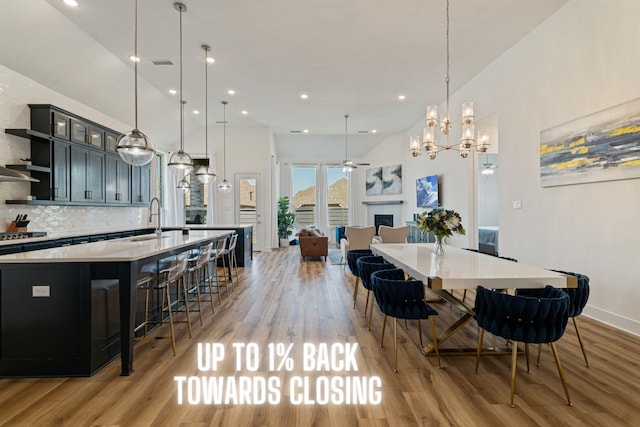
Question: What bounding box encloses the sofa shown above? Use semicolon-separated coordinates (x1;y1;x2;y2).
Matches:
297;228;329;261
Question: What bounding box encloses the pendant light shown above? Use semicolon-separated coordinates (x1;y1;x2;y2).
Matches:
217;101;232;193
116;0;155;166
167;2;193;177
195;44;217;184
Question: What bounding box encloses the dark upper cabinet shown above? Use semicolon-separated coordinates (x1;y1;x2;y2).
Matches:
105;131;120;153
53;141;71;202
106;155;131;204
71;118;104;149
52;111;70;140
71;145;105;203
132;164;151;205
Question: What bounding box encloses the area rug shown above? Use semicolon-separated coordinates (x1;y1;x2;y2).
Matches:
328;249;344;265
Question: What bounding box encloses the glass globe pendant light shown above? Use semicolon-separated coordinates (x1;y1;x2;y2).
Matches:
217;101;232;193
116;0;155;166
195;44;217;184
167;2;193;178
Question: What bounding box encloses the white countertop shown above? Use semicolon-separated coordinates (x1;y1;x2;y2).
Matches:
0;230;231;263
371;243;573;290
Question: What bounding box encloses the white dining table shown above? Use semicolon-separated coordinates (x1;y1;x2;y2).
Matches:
370;243;576;355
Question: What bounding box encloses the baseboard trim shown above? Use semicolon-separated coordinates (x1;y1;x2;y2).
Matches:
583;305;640;337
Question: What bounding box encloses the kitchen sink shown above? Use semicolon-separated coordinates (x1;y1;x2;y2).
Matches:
128;235;170;242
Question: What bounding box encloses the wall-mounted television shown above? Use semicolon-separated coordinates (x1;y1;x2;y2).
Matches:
416;174;439;208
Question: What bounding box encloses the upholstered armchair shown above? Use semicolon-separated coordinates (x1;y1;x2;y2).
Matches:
474;285;571;407
340;226;376;264
297;228;328;261
377;225;409;243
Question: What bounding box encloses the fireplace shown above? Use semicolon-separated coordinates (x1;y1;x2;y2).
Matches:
374;214;394;235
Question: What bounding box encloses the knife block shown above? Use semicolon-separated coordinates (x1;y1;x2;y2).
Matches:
6;221;27;233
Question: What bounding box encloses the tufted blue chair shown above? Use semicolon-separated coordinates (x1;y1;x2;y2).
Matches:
356;256;397;328
371;268;441;372
346;249;373;309
474;285;571;407
517;270;590;367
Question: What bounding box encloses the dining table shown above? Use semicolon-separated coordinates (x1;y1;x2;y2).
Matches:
370;243;577;356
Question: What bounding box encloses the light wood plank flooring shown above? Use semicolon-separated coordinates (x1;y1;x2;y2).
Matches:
1;246;639;426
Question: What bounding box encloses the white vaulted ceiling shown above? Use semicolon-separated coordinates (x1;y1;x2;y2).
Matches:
1;0;568;159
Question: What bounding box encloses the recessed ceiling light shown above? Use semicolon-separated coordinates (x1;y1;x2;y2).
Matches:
371;129;378;133
129;55;141;62
303;129;309;133
300;93;309;100
63;0;78;7
241;110;248;115
206;57;215;64
227;89;236;95
169;89;177;95
193;110;200;115
398;95;406;100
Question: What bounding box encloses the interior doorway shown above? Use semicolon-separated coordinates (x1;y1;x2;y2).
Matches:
235;173;263;251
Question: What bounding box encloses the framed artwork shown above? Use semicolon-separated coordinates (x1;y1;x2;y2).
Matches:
365;167;382;195
540;97;640;187
382;164;402;195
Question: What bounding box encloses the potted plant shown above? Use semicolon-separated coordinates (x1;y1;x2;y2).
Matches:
277;196;296;247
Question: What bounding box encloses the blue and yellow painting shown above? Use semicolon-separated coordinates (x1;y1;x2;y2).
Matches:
540;98;640;187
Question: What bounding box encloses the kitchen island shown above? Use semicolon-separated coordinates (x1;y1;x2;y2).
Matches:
0;229;231;377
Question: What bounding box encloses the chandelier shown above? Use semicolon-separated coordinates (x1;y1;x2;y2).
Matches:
217;101;232;193
410;0;489;159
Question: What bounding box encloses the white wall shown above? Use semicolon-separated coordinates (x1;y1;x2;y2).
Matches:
358;0;640;335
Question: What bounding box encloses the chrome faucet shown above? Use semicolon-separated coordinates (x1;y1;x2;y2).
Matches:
149;197;162;236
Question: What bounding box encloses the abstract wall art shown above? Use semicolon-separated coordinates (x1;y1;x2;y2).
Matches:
382;164;402;195
540;97;640;187
365;167;383;196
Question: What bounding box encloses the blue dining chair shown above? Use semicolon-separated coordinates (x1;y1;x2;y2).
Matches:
356;255;396;329
371;268;441;372
346;249;373;309
517;270;590;367
474;285;571;407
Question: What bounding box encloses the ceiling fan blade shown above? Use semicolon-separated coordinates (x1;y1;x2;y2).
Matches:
356;162;370;166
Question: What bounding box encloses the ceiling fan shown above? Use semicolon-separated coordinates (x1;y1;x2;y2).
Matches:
342;114;370;173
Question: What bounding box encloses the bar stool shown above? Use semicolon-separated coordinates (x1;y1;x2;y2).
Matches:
188;243;215;316
135;254;191;355
209;237;230;301
224;233;239;289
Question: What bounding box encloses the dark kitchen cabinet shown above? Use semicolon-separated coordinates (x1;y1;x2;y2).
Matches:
132;164;151;205
52;110;71;140
105;131;120;153
106;155;131;204
53;140;71;201
71;145;105;203
70;118;104;149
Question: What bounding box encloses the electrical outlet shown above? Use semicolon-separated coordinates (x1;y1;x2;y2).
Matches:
32;285;50;297
513;200;522;209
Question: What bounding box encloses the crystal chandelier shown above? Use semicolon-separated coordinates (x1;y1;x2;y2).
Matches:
195;44;217;184
217;101;232;193
116;0;155;166
410;0;489;159
167;2;194;178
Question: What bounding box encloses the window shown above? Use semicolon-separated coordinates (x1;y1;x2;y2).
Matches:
291;166;316;227
327;166;348;226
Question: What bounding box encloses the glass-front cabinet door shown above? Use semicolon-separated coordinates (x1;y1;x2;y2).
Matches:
52;111;70;140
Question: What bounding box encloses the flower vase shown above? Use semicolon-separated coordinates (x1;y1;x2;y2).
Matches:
433;235;445;256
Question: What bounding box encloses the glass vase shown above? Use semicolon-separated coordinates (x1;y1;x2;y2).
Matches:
433;235;445;256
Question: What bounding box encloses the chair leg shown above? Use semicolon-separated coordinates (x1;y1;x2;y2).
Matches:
367;299;375;330
404;319;408;330
537;343;543;367
352;277;360;309
525;343;530;373
393;318;398;373
379;314;387;347
429;318;441;369
475;328;485;374
550;342;572;406
364;290;370;318
510;341;519;407
573;317;589;367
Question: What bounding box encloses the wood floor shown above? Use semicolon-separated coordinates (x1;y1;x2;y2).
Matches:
1;247;639;426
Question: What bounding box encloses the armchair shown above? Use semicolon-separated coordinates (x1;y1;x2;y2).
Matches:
377;225;409;243
297;228;328;261
340;226;376;264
